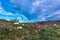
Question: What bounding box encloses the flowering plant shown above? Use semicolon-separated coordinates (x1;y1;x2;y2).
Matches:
0;20;60;40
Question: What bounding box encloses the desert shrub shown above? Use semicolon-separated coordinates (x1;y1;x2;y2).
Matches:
39;26;60;40
23;34;40;40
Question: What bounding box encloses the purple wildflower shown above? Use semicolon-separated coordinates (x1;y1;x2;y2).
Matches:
4;24;9;29
27;24;31;29
35;24;42;30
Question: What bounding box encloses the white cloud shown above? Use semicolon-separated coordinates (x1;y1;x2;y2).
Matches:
46;10;60;18
32;0;47;6
0;2;14;15
42;17;46;21
32;0;40;6
30;17;46;22
30;0;47;14
37;10;60;21
6;12;14;15
17;14;30;23
37;16;46;21
31;0;40;11
17;14;28;19
0;8;14;15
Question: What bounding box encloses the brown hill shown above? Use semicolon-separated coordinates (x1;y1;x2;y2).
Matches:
0;19;9;23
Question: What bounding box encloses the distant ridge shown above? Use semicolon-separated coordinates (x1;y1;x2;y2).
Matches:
0;19;60;24
0;19;9;23
19;20;60;24
38;20;60;24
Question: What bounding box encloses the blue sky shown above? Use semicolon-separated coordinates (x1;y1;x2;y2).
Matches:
0;0;60;23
